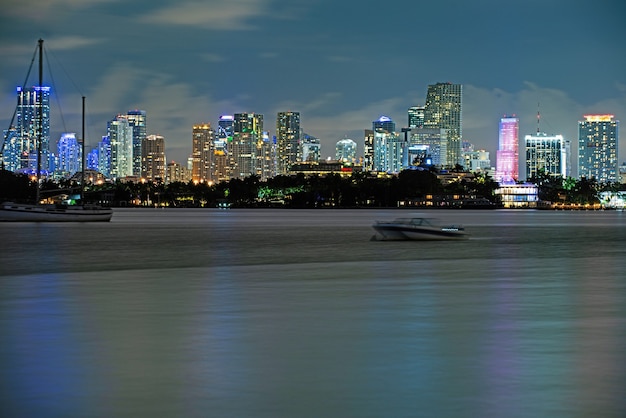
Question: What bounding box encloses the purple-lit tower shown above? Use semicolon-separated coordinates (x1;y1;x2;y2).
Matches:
496;116;519;184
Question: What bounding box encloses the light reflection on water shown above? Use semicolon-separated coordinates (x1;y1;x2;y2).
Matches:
1;209;625;418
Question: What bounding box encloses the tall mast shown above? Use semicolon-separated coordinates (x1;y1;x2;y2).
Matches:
81;96;85;202
35;38;43;205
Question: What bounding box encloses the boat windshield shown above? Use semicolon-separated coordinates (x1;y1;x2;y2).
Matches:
392;217;438;226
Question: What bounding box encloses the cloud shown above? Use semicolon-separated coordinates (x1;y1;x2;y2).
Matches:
140;0;271;30
0;0;113;21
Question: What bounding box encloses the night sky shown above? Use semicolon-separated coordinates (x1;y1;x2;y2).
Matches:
1;0;625;166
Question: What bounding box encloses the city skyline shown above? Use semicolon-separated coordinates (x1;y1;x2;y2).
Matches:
0;0;625;166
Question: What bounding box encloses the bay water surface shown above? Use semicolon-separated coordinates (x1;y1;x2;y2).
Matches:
1;208;625;417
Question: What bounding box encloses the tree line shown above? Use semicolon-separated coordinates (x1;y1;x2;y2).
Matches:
1;168;622;208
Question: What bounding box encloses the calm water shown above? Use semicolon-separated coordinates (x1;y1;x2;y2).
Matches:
1;208;625;418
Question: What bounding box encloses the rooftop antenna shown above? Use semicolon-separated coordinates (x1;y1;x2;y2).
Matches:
536;102;540;134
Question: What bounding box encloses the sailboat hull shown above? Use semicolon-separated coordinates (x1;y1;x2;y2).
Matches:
0;202;113;222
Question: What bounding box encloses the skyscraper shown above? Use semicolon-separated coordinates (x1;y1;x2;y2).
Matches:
142;134;166;181
301;133;320;162
525;132;567;180
191;123;215;183
15;86;51;172
276;111;301;175
126;110;147;177
56;133;81;176
424;82;462;167
108;116;133;179
495;116;519;184
578;115;618;183
408;106;425;129
231;113;264;179
373;116;396;133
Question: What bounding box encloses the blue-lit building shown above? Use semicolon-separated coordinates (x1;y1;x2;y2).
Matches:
1;86;51;172
56;132;81;177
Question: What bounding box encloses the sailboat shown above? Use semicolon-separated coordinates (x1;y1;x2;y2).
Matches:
0;39;113;222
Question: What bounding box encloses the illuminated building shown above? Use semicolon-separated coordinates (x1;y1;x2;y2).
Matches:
108;116;133;179
373;115;395;133
335;138;357;163
276;111;301;175
495;183;538;208
407;128;448;167
7;86;51;172
96;136;111;178
231;113;265;179
56;133;81;176
301;133;320;162
408;106;425;128
424;82;462;167
142;134;166;181
191;123;215;183
578;114;618;183
495;116;519;184
525;132;568;180
166;161;191;184
217;115;234;139
126;110;147;177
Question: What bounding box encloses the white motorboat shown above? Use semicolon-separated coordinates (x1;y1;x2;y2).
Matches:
0;202;112;222
372;216;469;240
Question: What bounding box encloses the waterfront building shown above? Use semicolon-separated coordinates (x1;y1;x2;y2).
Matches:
335;138;357;163
525;132;567;180
495;116;519;184
231;113;264;179
255;131;276;181
495;183;539;208
1;127;20;172
372;130;403;173
108;116;133;179
276;111;301;175
364;129;375;172
424;82;462;167
166;161;191;184
97;136;111;178
11;86;51;172
56;133;81;177
301;133;320;162
578;114;619;183
142;134;166;181
407;128;448;168
465;149;491;172
408;106;425;129
126;110;147;177
191;123;215;183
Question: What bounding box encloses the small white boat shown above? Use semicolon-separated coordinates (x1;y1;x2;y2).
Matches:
372;216;469;241
0;202;113;222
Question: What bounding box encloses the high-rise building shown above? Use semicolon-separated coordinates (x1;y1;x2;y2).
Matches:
495;116;519;184
56;133;81;176
336;138;357;163
191;123;215;183
1;127;20;172
217;115;234;139
142;134;166;181
373;116;396;133
424;82;462;167
525;132;567;180
14;86;51;172
578;114;619;183
126;110;147;177
97;136;111;178
276;111;301;175
408;106;425;129
407;128;448;167
372;130;403;173
301;133;320;162
108;116;133;179
231;113;264;179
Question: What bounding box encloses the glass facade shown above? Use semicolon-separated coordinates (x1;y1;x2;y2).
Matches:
578;115;618;183
496;116;519;184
